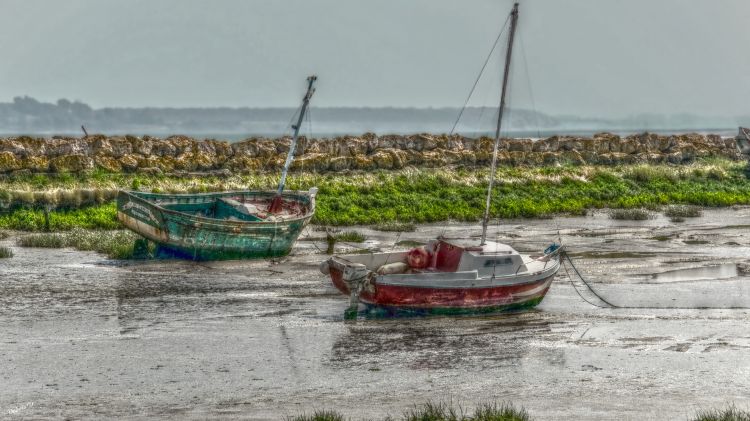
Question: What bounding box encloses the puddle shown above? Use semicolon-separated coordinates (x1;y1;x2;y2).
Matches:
568;251;658;259
651;263;738;283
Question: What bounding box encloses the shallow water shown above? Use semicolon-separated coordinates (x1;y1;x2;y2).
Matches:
650;263;739;283
1;208;750;420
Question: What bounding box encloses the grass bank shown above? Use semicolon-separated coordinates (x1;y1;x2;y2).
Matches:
1;159;749;230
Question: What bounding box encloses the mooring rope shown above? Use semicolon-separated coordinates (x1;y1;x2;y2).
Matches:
561;253;612;309
562;252;619;308
561;251;750;310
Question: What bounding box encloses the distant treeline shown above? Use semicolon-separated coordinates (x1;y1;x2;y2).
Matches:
0;96;745;137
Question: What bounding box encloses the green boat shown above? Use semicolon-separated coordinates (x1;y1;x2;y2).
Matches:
117;188;317;260
117;75;319;260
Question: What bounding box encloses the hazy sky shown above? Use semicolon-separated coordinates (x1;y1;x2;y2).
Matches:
1;0;749;117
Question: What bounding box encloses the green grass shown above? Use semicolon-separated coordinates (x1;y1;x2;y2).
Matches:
17;228;142;259
664;204;703;218
0;246;12;258
0;203;119;231
2;160;750;229
609;208;654;220
692;405;750;421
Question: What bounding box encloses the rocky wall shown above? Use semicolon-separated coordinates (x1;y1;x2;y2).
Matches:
0;132;742;174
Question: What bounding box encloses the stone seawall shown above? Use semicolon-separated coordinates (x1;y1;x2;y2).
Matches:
0;132;741;174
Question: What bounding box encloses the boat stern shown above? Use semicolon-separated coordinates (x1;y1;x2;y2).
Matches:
321;256;370;295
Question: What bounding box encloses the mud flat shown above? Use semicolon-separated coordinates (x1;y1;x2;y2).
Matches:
1;208;750;420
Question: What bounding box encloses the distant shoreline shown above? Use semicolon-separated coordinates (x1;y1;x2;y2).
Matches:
1;96;746;140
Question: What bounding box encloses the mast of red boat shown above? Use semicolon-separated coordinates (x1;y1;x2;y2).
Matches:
480;3;519;245
269;75;317;214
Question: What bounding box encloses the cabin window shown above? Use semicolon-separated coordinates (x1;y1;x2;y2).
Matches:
483;257;513;267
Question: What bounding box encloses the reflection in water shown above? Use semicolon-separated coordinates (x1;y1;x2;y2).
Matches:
652;263;738;283
112;269;260;334
328;312;566;370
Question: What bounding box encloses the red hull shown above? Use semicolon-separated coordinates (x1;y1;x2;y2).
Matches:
329;268;553;310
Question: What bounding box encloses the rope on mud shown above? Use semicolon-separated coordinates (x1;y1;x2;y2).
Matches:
563;252;619;308
561;253;612;309
561;251;750;310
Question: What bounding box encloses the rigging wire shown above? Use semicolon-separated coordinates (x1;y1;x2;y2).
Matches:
476;70;500;136
518;31;542;139
449;13;512;135
441;13;512;240
306;103;313;140
284;103;305;137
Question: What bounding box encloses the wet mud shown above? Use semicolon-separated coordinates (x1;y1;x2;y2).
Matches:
1;207;750;420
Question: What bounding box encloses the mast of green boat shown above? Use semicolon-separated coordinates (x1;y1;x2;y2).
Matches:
269;75;317;213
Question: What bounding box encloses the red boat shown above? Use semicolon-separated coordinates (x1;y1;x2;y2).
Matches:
321;3;563;316
321;238;560;315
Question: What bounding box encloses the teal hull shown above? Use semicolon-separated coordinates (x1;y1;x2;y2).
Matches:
116;189;315;261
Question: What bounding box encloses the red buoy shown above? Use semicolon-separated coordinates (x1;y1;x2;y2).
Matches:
407;247;431;269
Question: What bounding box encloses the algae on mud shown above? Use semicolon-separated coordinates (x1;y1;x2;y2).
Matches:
0;159;749;229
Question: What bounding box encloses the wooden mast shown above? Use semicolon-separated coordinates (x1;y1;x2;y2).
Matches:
269;75;317;213
480;3;519;245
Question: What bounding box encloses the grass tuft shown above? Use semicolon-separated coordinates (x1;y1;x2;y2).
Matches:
608;208;654;220
664;204;702;218
0;230;9;240
335;231;366;243
404;401;462;421
17;233;66;248
472;403;530;421
692;405;750;421
373;221;417;232
288;410;346;421
395;240;424;248
401;401;530;421
0;246;12;258
17;228;143;259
